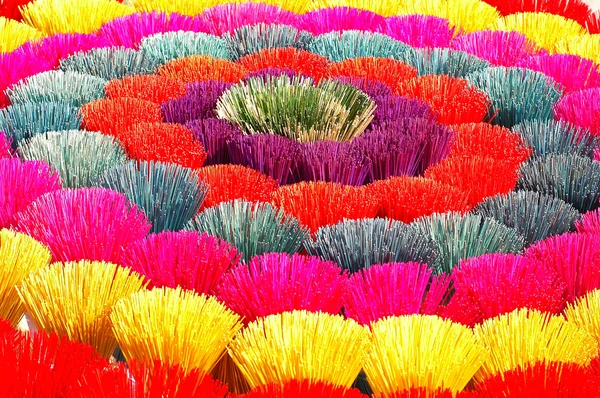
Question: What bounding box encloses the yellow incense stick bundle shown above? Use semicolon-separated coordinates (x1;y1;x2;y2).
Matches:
491;12;586;51
397;0;500;33
17;260;147;357
554;34;600;65
364;314;488;395
228;310;371;389
473;308;598;382
564;289;600;347
308;0;400;16
0;17;42;53
0;229;51;326
130;0;219;16
21;0;134;35
111;286;243;374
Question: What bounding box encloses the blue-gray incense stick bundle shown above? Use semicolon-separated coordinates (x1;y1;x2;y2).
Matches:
17;130;127;188
517;153;600;213
473;191;580;246
304;218;440;273
6;70;107;107
411;212;525;274
185;200;310;262
59;47;160;80
96;160;208;233
140;31;230;64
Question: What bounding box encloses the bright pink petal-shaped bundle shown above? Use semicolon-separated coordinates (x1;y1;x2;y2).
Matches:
386;15;455;48
577;209;600;234
16;33;110;68
243;380;367;397
199;2;298;35
98;11;208;48
343;262;451;326
297;7;386;35
0;328;106;398
554;88;600;135
0;132;12;159
216;252;348;323
0;50;53;107
525;233;600;302
451;30;542;67
13;188;151;263
69;359;229;398
0;159;62;228
517;54;600;93
121;231;240;295
442;254;567;327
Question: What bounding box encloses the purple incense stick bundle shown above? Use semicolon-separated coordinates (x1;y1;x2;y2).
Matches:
227;133;301;185
98;11;209;49
385;15;455;48
185;118;243;165
296;7;386;35
199;2;299;36
451;30;543;67
162;80;233;124
356;117;454;179
351;130;423;182
294;140;371;187
517;54;600;93
332;76;393;98
370;93;436;128
244;67;305;81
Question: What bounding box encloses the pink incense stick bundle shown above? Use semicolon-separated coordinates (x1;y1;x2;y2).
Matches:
525;233;600;302
0;132;12;159
297;7;386;35
16;33;110;68
0;51;53;107
554;88;600;135
0;159;62;228
577;208;600;235
199;2;298;36
13;188;151;263
120;231;240;295
216;252;348;324
451;30;543;67
442;254;567;327
343;262;451;326
517;54;600;93
98;11;208;49
386;15;455;48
